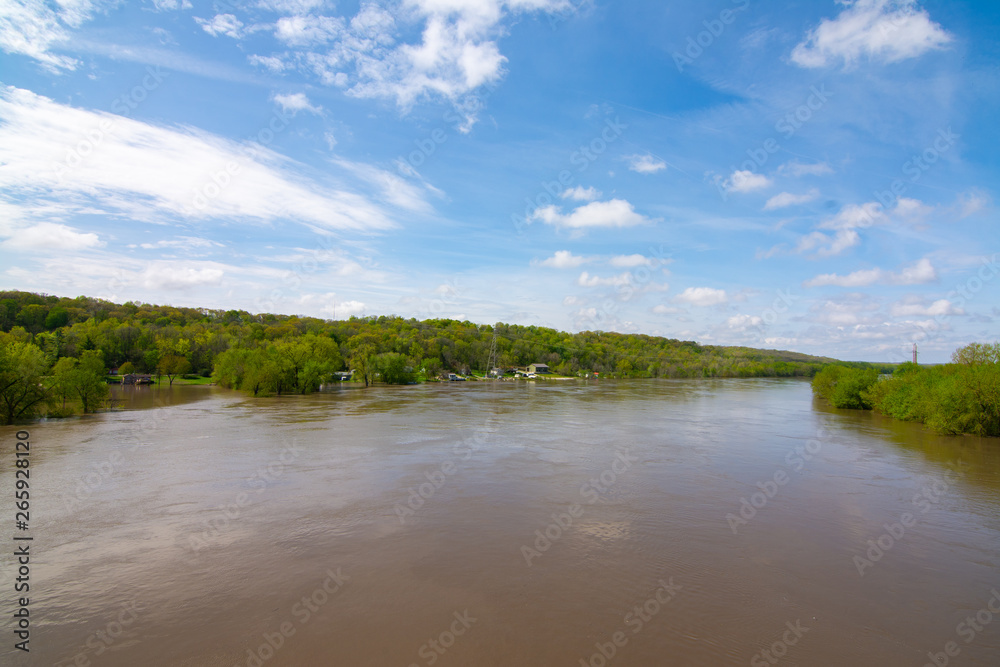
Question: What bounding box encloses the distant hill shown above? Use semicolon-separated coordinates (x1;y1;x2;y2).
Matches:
0;290;855;379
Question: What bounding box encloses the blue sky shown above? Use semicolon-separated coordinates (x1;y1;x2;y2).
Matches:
1;0;998;363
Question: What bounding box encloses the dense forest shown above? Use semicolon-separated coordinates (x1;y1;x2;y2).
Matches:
1;290;840;423
812;342;1000;437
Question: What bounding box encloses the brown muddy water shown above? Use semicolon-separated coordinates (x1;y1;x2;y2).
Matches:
2;378;999;666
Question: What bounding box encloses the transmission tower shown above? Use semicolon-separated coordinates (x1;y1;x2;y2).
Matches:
486;324;499;378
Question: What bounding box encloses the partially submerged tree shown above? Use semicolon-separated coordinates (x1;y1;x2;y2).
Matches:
0;341;49;424
52;350;110;413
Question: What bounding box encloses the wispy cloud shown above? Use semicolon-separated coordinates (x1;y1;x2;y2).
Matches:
0;0;112;70
764;189;820;210
0;86;401;232
805;257;938;287
195;14;245;39
779;160;834;177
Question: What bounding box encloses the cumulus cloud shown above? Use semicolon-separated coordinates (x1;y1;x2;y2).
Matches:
535;250;588;269
241;0;570;128
271;92;322;114
764;189;820;210
804;257;937;288
675;287;728;307
792;0;953;68
532;199;653;229
782;201;887;257
723;169;773;194
727;314;763;329
609;254;653;268
627;154;666;174
561;186;600;202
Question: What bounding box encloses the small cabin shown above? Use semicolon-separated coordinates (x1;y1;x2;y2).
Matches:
123;374;154;385
528;364;550;374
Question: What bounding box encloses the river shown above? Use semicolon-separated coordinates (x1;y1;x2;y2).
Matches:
2;378;999;666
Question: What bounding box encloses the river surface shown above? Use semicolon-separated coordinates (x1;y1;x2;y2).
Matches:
2;378;1000;666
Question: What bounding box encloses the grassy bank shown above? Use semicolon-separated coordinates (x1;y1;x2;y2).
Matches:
812;343;1000;436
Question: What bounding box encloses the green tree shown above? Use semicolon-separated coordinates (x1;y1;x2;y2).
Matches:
0;341;50;424
158;354;192;386
118;361;136;375
375;352;415;384
45;307;69;329
53;350;110;413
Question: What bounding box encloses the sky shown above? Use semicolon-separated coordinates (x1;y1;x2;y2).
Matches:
0;0;998;363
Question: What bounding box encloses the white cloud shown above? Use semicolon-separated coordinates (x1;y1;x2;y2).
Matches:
0;0;111;71
726;314;763;329
675;287;728;307
724;169;772;194
764;189;820;210
955;191;988;218
1;222;102;251
653;305;682;315
275;14;344;45
249;54;290;72
791;0;953;68
322;299;366;318
561;186;600;202
795;229;861;257
805;257;937;287
532;199;653;229
536;250;588;269
787;201;887;257
195;14;244;39
251;1;569;128
627;154;666;174
577;271;632;288
257;0;328;13
779;160;834;177
271;92;322;114
609;254;653;268
137;236;223;251
0;86;400;232
890;298;963;317
140;264;225;290
152;0;193;10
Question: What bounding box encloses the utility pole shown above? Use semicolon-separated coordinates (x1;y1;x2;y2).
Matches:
912;343;918;365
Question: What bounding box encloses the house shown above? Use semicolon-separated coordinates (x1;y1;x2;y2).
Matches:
123;374;154;385
528;364;550;374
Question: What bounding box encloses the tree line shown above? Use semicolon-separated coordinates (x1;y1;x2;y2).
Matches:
812;342;1000;436
0;290;836;422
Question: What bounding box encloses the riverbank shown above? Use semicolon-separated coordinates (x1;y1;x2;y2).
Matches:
812;343;999;437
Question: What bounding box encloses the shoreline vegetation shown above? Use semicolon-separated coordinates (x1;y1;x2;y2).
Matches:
2;289;865;424
811;342;1000;437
